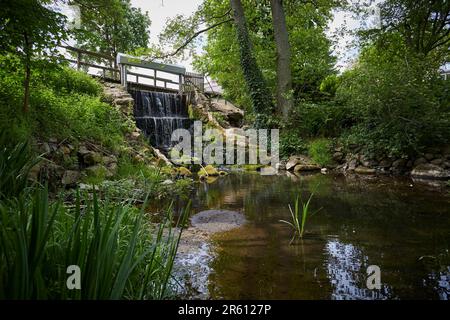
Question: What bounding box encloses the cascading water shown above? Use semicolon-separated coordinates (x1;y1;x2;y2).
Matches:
131;89;193;150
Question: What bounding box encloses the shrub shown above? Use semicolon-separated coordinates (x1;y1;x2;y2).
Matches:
308;138;332;166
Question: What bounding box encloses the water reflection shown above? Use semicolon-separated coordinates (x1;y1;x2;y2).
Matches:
325;239;391;300
177;172;450;299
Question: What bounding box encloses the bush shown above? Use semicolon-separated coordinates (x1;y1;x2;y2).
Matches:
0;57;124;149
280;130;306;158
336;44;450;158
308;138;332;166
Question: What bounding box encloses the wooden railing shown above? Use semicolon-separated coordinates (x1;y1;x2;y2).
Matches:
61;45;120;81
62;46;206;93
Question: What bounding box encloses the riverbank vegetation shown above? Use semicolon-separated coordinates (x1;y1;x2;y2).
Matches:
158;0;450;163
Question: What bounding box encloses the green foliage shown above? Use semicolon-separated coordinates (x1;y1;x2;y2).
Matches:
0;139;189;299
0;0;67;63
308;138;332;166
279;130;306;159
0;59;124;148
73;0;151;57
280;192;318;243
193;0;337;112
0;134;39;200
336;43;450;158
319;75;340;97
0;186;188;299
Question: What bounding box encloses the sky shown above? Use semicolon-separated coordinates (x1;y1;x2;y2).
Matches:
59;0;382;72
130;0;383;72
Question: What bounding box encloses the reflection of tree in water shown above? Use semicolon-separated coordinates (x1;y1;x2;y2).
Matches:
425;267;450;300
325;239;392;300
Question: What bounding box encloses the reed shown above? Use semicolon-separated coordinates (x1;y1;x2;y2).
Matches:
280;192;319;244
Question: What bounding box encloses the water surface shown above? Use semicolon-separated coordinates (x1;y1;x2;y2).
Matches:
181;172;450;300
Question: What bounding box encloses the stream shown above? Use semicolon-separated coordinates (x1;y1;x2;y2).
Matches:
172;172;450;300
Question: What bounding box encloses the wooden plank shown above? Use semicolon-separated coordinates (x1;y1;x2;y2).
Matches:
62;45;115;61
117;53;186;75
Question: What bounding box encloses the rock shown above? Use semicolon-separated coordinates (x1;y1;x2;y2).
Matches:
29;162;42;181
286;155;313;171
355;166;376;175
177;166;192;177
414;157;427;166
83;152;102;165
406;160;413;168
79;183;99;191
294;164;321;172
113;97;134;106
78;145;90;156
133;154;145;163
379;159;392;168
60;145;71;155
161;179;174;185
85;165;111;178
411;164;450;180
152;147;173;167
219;171;228;176
443;161;450;169
430;158;444;166
102;155;117;165
333;152;344;162
424;153;435;161
106;162;118;175
392;158;407;168
61;170;80;186
48;137;58;144
198;165;219;177
40;143;51;154
321;168;328;174
347;159;358;171
209;98;244;127
190;210;246;234
260;166;277;175
276;162;286;171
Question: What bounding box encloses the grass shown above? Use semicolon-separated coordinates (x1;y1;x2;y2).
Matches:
308;138;332;166
280;192;320;244
0;138;190;299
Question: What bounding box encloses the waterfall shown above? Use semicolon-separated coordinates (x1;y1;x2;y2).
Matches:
131;89;193;150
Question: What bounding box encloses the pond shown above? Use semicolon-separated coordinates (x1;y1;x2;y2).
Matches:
174;172;450;300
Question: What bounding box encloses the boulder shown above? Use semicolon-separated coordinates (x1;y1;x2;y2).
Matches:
161;179;174;186
61;170;80;186
209;98;244;127
355;167;376;175
379;159;392;168
198;165;219;177
347;159;358;171
177;166;192;177
286;155;313;171
83;152;103;166
430;158;444;166
333;152;344;162
424;153;435;161
85;165;111;178
392;158;407;168
294;164;321;172
413;157;427;166
411;164;450;180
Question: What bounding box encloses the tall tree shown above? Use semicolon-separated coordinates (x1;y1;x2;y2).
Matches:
73;0;151;64
378;0;450;58
270;0;293;120
0;0;67;112
230;0;274;127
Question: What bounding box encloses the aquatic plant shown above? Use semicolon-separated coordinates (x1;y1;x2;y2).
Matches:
0;186;190;299
280;192;320;244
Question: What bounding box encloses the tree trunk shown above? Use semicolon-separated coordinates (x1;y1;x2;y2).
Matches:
230;0;274;127
270;0;293;120
23;32;31;113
